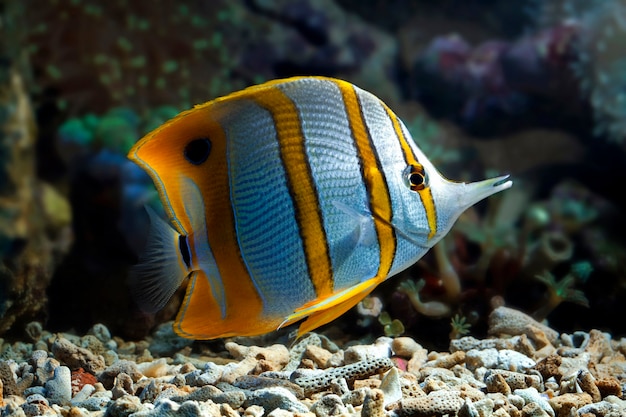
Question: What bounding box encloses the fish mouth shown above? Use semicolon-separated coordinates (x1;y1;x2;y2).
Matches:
459;174;512;210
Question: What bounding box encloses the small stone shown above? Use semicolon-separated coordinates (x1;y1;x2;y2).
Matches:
50;338;105;374
488;307;559;346
344;337;392;364
466;349;499;371
424;351;465;369
362;388;385;417
24;322;43;342
305;345;333;369
534;355;562;382
72;392;111;411
71;384;95;404
595;376;622;398
222;343;289;383
473;398;495;417
485;370;542;391
111;372;134;399
513;387;554;417
105;394;144;417
548;393;592;417
521;401;552;417
576;369;601;402
311;394;347;417
392;337;425;359
21;394;52;417
244;387;309;414
148;323;194;357
137;358;170;378
497;350;535;372
245;404;265;417
98;360;143;389
485;372;511;395
44;366;71;405
87;323;112;343
379;367;402;406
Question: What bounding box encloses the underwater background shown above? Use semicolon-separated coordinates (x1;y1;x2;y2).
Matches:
1;0;626;350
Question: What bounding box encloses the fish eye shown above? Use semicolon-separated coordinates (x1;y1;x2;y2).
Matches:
404;164;428;191
184;138;212;165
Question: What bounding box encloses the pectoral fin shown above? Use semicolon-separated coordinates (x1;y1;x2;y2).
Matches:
129;206;190;313
282;275;384;336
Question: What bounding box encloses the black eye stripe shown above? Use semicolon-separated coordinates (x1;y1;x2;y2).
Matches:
405;164;428;191
184;138;211;165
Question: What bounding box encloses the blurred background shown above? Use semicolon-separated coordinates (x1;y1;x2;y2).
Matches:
1;0;625;348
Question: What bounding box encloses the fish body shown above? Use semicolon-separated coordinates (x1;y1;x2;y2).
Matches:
128;76;511;339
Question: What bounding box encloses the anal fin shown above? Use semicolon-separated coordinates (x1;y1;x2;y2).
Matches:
282;275;384;337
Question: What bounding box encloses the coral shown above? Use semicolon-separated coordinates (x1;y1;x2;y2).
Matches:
449;314;472;340
537;0;626;141
290;357;394;395
377;312;405;338
356;296;383;328
396;279;451;318
393;390;464;417
14;0;399;116
532;268;590;320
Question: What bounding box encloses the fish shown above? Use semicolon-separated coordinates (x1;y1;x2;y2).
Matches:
127;76;512;340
